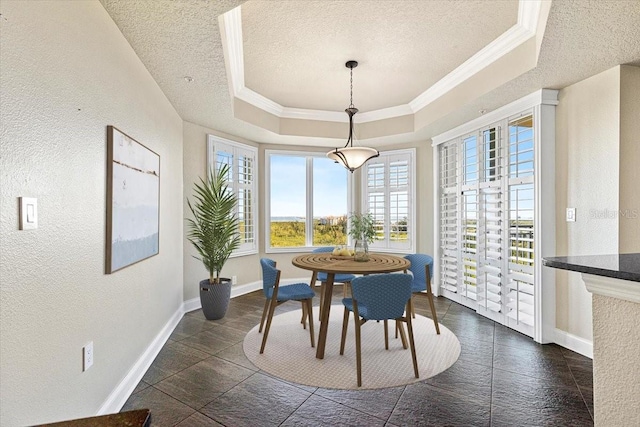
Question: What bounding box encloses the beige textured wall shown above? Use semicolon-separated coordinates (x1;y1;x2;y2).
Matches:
182;121;260;301
0;2;183;426
618;65;640;253
592;294;640;426
555;66;621;340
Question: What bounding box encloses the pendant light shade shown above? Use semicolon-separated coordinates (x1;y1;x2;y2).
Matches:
327;61;379;172
327;147;380;171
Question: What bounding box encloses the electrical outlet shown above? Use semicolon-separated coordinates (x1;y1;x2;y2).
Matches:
83;341;94;371
232;275;237;285
566;207;576;222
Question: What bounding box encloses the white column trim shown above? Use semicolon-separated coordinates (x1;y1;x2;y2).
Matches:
582;273;640;304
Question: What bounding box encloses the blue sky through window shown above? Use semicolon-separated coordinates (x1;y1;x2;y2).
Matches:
270;155;347;218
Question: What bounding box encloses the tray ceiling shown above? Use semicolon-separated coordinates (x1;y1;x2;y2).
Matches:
100;0;640;146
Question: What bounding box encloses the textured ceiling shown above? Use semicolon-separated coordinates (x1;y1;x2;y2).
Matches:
100;0;640;147
241;0;518;112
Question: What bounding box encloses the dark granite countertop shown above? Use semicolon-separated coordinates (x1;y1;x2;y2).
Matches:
37;409;150;426
543;253;640;282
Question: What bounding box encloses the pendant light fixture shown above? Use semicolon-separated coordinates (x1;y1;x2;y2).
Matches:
327;60;379;172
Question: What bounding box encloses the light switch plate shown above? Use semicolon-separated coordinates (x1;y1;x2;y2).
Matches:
566;207;576;222
83;341;94;371
19;197;38;230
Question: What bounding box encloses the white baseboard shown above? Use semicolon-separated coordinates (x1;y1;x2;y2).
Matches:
98;304;184;415
102;277;313;413
231;280;263;297
554;328;593;359
182;296;202;313
183;278;311;313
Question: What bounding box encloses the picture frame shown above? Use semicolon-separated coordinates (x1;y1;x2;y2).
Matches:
106;126;160;274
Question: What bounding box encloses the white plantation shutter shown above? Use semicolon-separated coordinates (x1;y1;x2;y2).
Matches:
366;163;385;241
236;146;256;253
435;91;558;344
477;127;504;320
363;149;415;253
389;160;409;248
439;142;458;294
208;135;258;255
436;112;538;338
461;189;478;303
459;135;479;305
505;114;535;335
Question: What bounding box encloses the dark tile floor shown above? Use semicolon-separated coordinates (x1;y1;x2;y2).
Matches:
123;289;594;426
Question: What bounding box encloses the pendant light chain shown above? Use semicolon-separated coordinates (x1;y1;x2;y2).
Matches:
349;66;354;108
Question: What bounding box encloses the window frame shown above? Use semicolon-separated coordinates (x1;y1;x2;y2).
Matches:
432;88;558;344
265;149;353;253
360;148;416;254
207;134;258;257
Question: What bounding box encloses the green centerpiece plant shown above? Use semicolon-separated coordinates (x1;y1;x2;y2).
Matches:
348;212;376;261
186;164;240;320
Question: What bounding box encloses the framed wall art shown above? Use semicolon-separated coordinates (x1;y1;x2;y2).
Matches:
106;126;160;274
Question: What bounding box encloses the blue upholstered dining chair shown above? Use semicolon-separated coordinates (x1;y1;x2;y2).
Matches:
404;253;440;334
312;247;356;318
339;273;419;387
259;258;315;354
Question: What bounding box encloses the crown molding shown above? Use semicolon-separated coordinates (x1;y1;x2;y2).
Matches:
222;7;244;95
519;0;548;33
222;0;548;131
281;107;347;122
356;104;415;123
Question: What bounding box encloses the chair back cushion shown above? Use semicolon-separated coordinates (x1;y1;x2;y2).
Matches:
260;258;278;296
350;274;412;320
404;253;433;289
313;246;335;253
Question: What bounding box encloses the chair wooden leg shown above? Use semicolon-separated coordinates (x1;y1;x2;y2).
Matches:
405;312;419;379
301;302;307;329
425;264;440;334
397;320;408;349
410;296;416;318
343;281;351;298
427;292;441;334
355;318;362;387
306;299;315;348
259;296;278;354
340;307;350;355
384;319;389;350
319;282;325;321
259;298;270;333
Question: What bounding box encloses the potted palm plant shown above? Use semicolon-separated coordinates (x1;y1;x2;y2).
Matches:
186;163;240;320
348;212;376;261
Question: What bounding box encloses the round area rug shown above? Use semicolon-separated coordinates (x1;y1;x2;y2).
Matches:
243;305;461;389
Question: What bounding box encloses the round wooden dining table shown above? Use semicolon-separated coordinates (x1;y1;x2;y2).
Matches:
292;252;410;359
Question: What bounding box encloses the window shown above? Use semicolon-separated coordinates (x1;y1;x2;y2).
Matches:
207;135;257;256
506;115;535;330
433;89;558;344
439;142;458;294
266;151;350;251
435;113;538;336
362;149;415;253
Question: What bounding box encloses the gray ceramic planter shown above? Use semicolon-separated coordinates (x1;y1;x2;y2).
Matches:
199;278;232;320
